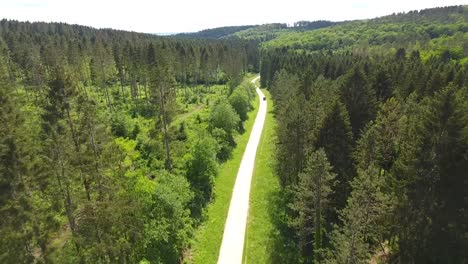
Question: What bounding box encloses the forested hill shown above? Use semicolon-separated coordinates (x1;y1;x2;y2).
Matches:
257;5;468;263
175;25;256;39
261;5;467;87
175;20;337;41
264;5;467;52
0;19;260;86
0;18;260;263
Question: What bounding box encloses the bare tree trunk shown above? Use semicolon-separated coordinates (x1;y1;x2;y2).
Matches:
65;106;92;202
158;84;172;171
54;150;81;256
131;76;137;101
99;58;113;112
144;77;149;101
120;80;126;103
88;121;103;200
103;85;113;113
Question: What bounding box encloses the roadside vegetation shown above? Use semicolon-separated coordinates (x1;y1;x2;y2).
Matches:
244;89;282;263
0;19;259;263
260;6;468;263
189;76;259;264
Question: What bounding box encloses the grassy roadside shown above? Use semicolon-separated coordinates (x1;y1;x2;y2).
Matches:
189;76;260;264
244;89;281;263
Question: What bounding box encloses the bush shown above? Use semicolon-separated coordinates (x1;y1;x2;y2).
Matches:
211;127;233;161
111;112;134;137
185;133;219;217
229;88;250;121
209;100;240;136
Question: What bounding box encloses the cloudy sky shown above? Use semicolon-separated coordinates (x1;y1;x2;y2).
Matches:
0;0;466;33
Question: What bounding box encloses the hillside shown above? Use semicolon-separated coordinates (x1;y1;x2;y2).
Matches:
253;5;468;263
0;18;259;263
175;20;337;41
264;5;467;53
1;3;467;264
175;25;256;39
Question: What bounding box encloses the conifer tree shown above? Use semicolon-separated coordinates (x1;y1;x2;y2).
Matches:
394;84;468;263
340;66;377;137
147;43;177;171
289;149;336;263
316;100;354;215
325;165;392;264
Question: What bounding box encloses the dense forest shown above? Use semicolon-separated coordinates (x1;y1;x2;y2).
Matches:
0;19;259;263
175;25;256;39
259;5;468;263
1;4;467;264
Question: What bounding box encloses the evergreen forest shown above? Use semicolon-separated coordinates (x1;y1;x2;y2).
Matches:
0;4;467;264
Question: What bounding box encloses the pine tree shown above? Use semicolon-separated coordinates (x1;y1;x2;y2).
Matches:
289;149;336;263
272;71;307;186
354;98;403;172
147;43;177;171
394;84;468;263
340;66;377;137
325;165;392;264
316;100;354;216
0;63;35;263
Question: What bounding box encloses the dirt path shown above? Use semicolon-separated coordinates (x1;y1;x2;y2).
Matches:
217;76;266;264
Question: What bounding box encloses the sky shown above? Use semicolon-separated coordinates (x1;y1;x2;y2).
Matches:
0;0;466;33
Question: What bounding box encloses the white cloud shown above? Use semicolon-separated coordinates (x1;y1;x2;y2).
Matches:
0;0;466;33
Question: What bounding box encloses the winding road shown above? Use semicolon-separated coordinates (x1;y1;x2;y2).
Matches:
217;76;266;264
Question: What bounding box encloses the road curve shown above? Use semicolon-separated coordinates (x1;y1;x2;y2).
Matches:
217;76;266;264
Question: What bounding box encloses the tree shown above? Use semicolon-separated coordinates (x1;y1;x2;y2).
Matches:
372;68;393;101
316;100;354;216
0;64;36;263
394;84;468;263
185;132;218;216
289;149;336;263
340;66;377;137
91;37;116;112
272;71;307;186
325;165;392;264
144;172;194;263
147;43;177;171
209;100;240;141
229;83;253;122
354;98;403;172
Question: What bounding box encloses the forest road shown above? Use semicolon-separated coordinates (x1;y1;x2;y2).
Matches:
217;76;266;264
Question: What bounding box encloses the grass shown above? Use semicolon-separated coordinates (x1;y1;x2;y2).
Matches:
244;89;281;263
189;76;260;264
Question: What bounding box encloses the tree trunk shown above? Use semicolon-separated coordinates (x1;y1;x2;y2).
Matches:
158;84;172;171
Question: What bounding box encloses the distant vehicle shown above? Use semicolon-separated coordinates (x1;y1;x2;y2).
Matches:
263;97;266;101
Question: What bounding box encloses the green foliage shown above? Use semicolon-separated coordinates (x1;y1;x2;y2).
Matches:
289;149;336;263
340;66;377;137
145;172;194;264
393;84;468;263
264;6;467;55
209;100;241;138
244;89;282;263
0;17;258;261
0;69;39;263
316;100;354;216
111;111;134;137
271;71;307;186
176;25;256;39
228;83;255;122
325;165;393;264
185;132;218;217
190;86;259;264
264;6;468;263
211;127;233;161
